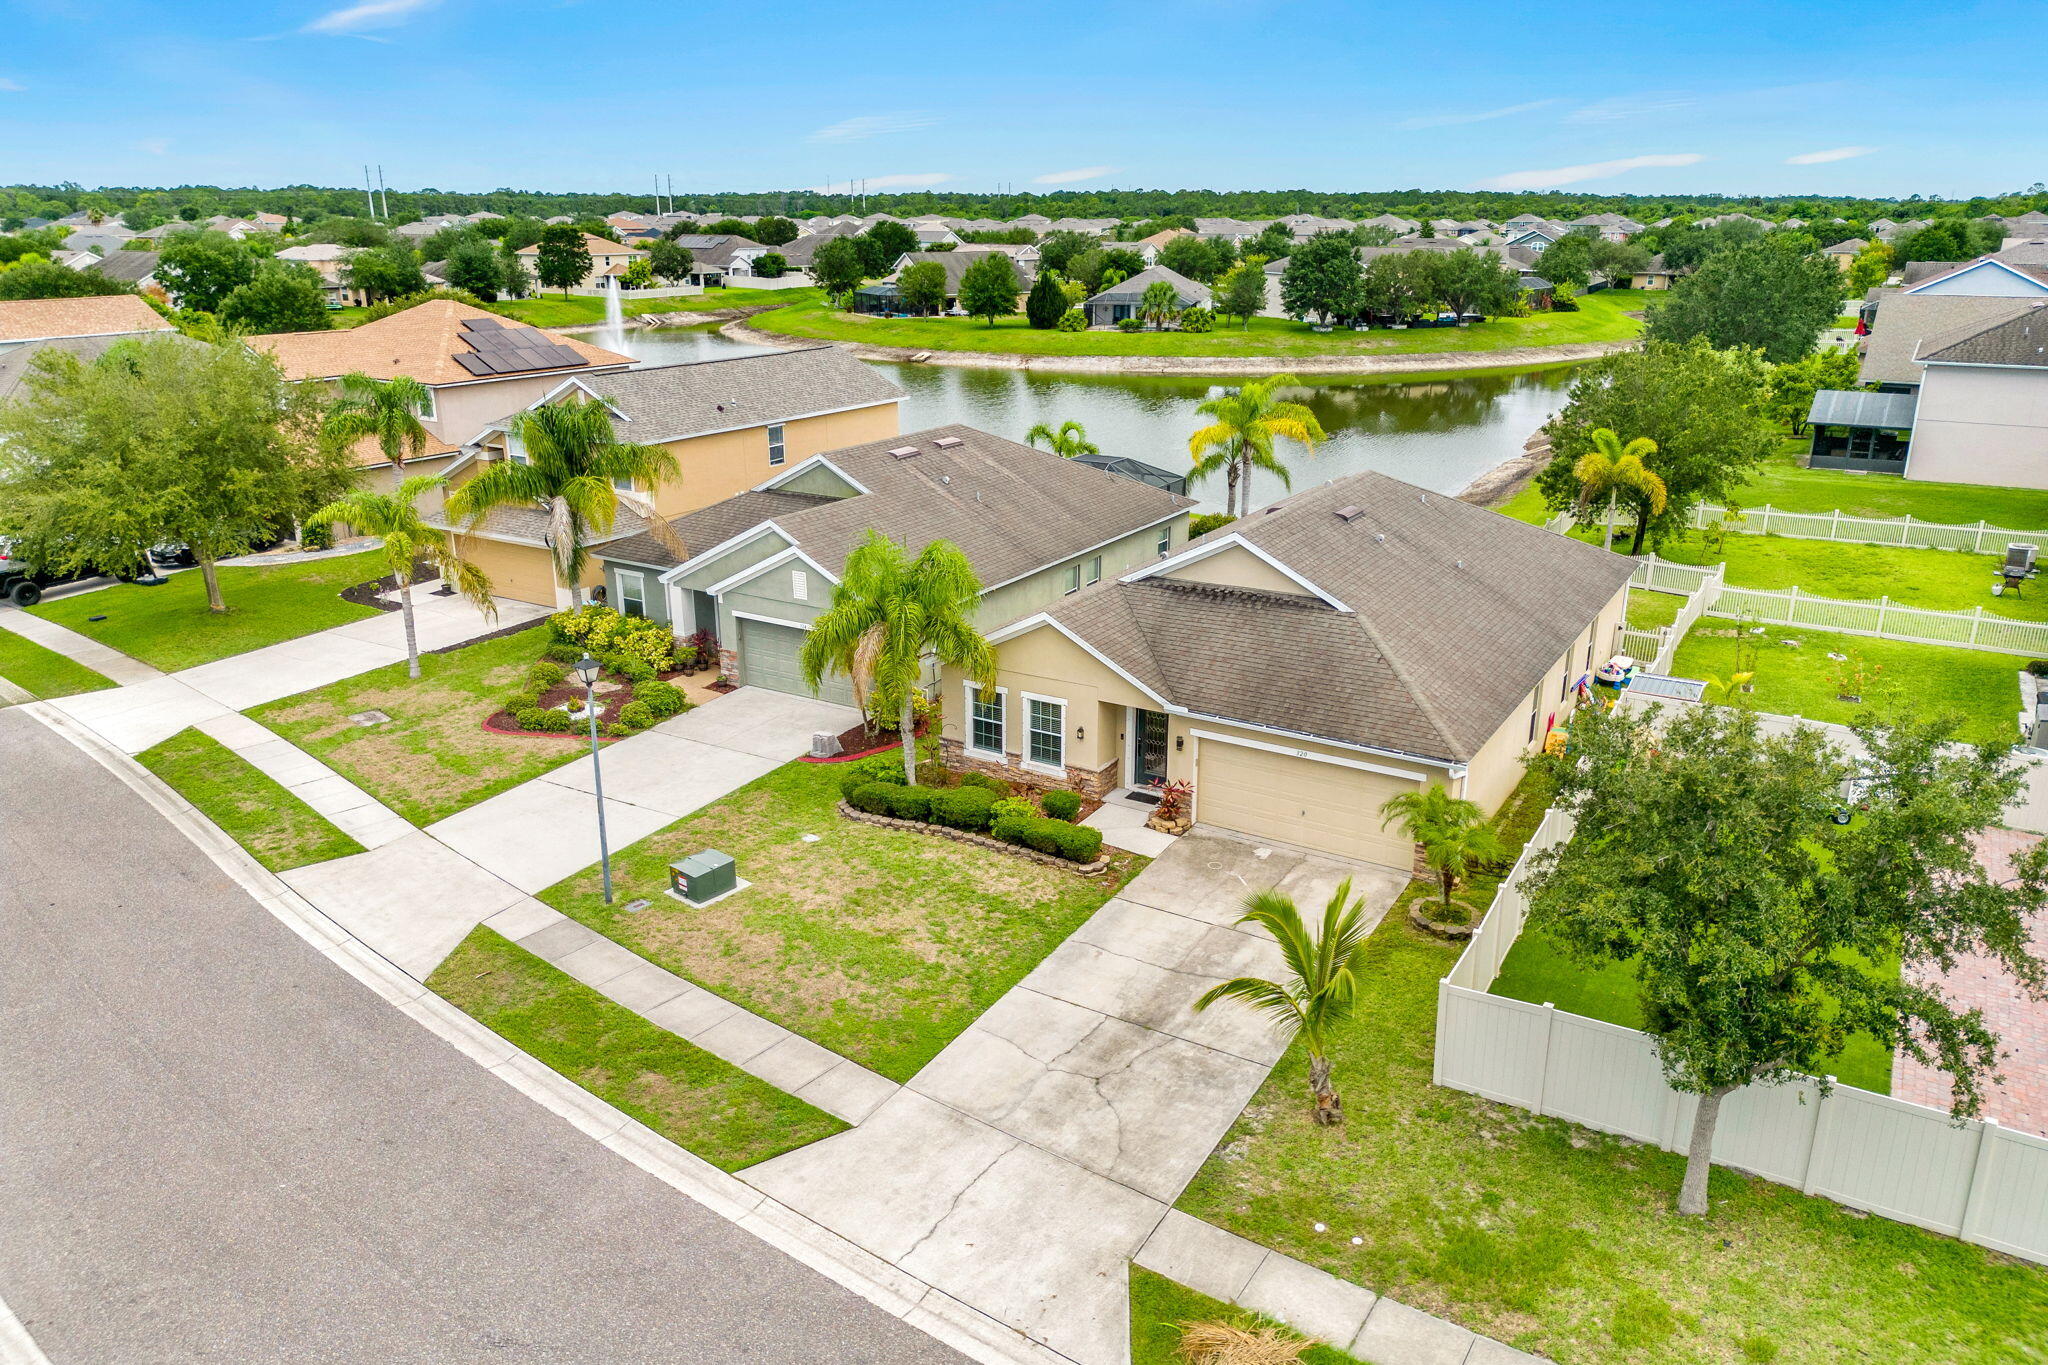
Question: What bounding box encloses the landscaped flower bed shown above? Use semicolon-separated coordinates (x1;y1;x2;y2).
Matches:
484;605;702;739
831;754;1107;869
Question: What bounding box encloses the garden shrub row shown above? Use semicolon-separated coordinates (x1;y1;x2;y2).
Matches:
834;752;1102;864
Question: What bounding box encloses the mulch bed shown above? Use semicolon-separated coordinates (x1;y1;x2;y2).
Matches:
802;717;916;764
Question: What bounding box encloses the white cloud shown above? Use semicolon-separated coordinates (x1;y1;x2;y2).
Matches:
1566;92;1695;124
1786;145;1876;165
134;137;171;156
304;0;437;35
0;78;22;92
802;172;950;192
807;113;938;144
1033;165;1117;185
1397;99;1554;130
1479;153;1705;190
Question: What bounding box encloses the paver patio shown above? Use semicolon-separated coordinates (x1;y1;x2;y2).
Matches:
745;832;1408;1365
1895;826;2048;1137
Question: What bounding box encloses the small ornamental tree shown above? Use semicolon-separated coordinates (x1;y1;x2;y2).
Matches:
533;224;592;296
896;261;948;316
1645;241;1845;362
218;260;331;333
811;236;868;299
342;244;428;303
1214;260;1267;329
645;239;694;285
442;238;506;300
752;251;787;278
1523;703;2048;1217
957;252;1020;326
1279;232;1362;324
1024;267;1066;329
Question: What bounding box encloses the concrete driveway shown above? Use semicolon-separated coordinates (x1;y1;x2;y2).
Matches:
745;831;1407;1365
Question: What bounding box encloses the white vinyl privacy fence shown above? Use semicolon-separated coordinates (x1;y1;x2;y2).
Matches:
1436;807;2048;1265
1690;502;2048;556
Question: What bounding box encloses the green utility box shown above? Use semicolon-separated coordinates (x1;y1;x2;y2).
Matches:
669;850;736;905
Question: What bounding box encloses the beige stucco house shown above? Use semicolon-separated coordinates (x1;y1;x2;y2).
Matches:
514;232;644;288
1902;306;2048;487
443;345;904;607
938;473;1632;869
251;299;635;490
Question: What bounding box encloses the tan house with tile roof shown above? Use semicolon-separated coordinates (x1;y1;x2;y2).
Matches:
0;294;175;346
939;472;1632;867
248;299;634;488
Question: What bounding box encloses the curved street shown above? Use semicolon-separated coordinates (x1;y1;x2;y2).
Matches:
0;706;964;1365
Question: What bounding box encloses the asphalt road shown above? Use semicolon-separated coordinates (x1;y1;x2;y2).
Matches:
0;707;965;1365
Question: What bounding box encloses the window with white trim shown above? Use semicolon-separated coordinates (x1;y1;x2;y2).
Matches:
791;569;808;601
1062;564;1081;595
617;570;647;617
414;389;436;421
968;684;1004;756
612;475;636;493
1086;554;1102;585
767;423;786;467
1157;524;1172;556
1027;697;1065;769
505;431;529;465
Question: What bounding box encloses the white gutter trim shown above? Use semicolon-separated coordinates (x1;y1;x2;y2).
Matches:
1187;728;1433;782
756;453;872;495
978;508;1189;596
634;398;898;449
655;522;794;585
703;544;841;596
1120;533;1352;613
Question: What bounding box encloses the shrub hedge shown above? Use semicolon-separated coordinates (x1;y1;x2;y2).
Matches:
849;782;897;815
1040;789;1082;822
885;785;938;821
956;772;1009;795
838;754;908;799
617;700;655;731
633;679;687;718
930;786;996;831
988;812;1101;862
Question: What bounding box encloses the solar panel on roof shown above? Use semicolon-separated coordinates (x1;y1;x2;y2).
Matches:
454;352;495;376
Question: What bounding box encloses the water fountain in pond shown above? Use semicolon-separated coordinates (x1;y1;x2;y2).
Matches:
598;276;631;357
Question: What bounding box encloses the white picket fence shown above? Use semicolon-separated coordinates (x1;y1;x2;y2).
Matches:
1436;807;2048;1265
1691;502;2048;556
1617;562;1726;673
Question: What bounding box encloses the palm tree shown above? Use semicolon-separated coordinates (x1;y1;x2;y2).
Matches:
1572;427;1666;554
1139;280;1182;330
1187;375;1327;518
1194;881;1375;1125
1378;785;1505;918
1024;420;1100;459
307;474;496;679
800;530;995;783
445;400;681;607
324;372;434;471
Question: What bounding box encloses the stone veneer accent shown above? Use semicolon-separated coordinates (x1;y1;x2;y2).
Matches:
716;646;739;686
940;738;1118;798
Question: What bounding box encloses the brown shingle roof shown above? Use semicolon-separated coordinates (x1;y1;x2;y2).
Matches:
1920;305;2048;369
602;489;838;567
0;294;174;344
1041;472;1634;764
1858;293;2041;385
249;299;633;385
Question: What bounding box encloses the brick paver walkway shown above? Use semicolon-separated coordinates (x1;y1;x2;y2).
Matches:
1894;827;2048;1137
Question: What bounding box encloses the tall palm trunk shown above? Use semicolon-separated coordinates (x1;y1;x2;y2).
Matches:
1602;494;1617;551
397;574;421;679
899;692;917;784
198;555;225;613
1678;1083;1738;1215
1307;1052;1343;1126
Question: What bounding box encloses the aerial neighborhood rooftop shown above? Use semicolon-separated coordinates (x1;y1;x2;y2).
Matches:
4;146;2048;1365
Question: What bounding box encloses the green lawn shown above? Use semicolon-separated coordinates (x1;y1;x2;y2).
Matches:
1491;931;1899;1094
747;289;1655;362
27;552;384;673
0;630;115;701
496;286;823;329
1730;437;2048;526
1625;589;1685;633
427;927;843;1170
135;727;364;872
1130;1268;1362;1365
1176;901;2048;1363
1670;622;2020;745
537;761;1143;1082
1659;533;2044;624
250;626;579;826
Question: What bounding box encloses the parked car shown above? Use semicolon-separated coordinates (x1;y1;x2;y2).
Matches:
0;540;84;606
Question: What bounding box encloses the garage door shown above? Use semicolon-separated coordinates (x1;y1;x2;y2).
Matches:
737;617;857;706
1196;738;1419;867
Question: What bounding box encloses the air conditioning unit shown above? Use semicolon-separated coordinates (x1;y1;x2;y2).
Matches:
2008;543;2039;577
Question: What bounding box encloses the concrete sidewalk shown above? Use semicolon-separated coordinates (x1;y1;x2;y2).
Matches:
0;609;164;687
194;711;412;850
746;833;1408;1365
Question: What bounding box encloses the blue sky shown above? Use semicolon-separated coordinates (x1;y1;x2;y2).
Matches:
3;0;2042;200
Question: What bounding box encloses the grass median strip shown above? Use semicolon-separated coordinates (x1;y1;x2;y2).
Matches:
427;926;843;1170
28;551;385;672
1130;1267;1362;1365
251;625;578;826
135;726;364;872
0;629;116;701
538;760;1142;1082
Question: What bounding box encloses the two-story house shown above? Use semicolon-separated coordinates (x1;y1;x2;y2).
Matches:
441;345;904;606
513;232;645;289
589;424;1194;705
249;298;636;489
